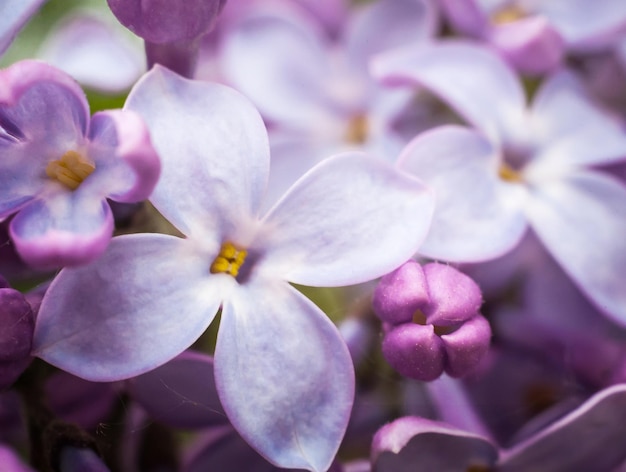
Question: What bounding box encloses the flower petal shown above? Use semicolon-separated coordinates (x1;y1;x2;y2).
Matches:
526;170;626;325
129;351;228;429
9;194;114;268
214;280;354;472
528;71;626;173
219;7;333;126
499;385;626;471
124;65;269;240
0;0;46;55
259;153;434;286
372;417;498;472
33;234;224;380
88;110;160;203
399;126;528;262
371;41;526;143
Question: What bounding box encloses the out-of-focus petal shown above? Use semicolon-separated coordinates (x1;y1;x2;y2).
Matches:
129;351;228;429
220;9;333;126
33;234;225;380
9;194;114;268
371;41;526;143
0;443;35;472
526;170;626;325
345;0;436;68
0;0;46;55
528;71;626;173
371;417;498;472
499;385;626;471
125;65;269;240
88;110;160;203
215;280;353;472
399;126;528;262
439;0;488;36
38;12;143;93
259;153;434;287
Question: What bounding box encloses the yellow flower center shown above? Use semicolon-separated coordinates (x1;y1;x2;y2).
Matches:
210;241;248;277
491;4;527;24
45;150;95;190
345;114;369;144
498;162;523;182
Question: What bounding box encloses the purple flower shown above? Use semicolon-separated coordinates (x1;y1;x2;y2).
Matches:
0;60;160;268
373;40;626;324
439;0;626;74
0;0;46;56
373;261;491;381
32;66;434;471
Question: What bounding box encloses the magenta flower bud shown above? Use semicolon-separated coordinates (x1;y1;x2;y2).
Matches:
372;260;430;325
374;261;491;381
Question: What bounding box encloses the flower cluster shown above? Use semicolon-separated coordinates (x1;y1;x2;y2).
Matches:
1;0;626;471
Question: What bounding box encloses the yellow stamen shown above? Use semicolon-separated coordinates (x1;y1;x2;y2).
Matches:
492;4;527;24
210;242;247;277
46;150;95;190
498;162;522;182
345;114;369;144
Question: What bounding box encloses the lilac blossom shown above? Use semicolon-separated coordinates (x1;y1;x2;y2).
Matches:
0;60;160;268
373;384;626;471
107;0;226;77
373;40;626;324
219;0;437;207
32;66;434;471
0;0;46;56
373;261;491;381
439;0;626;74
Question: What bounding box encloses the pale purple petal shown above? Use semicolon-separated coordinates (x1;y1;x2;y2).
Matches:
38;12;144;93
536;0;626;50
371;41;526;143
499;385;626;471
345;0;437;68
33;234;225;381
88;110;160;202
528;71;626;173
372;417;498;472
129;351;228;429
219;9;333;126
125;65;269;240
215;280;354;472
526;170;626;325
0;0;46;55
9;194;114;268
439;0;488;36
259;153;434;286
399;126;528;262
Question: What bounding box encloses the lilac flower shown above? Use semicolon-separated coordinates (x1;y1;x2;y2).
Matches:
219;0;437;207
373;384;626;471
107;0;226;77
439;0;626;74
373;261;491;381
373;40;626;324
32;66;434;471
0;0;46;56
0;60;160;268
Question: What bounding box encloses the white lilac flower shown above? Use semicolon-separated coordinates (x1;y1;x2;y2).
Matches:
32;66;434;471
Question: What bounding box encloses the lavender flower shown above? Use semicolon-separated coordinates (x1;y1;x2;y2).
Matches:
32;66;434;471
0;60;160;268
373;41;626;324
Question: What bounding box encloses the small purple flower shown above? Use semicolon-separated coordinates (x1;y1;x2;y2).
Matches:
0;60;160;268
373;261;491;381
33;66;434;471
373;40;626;324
